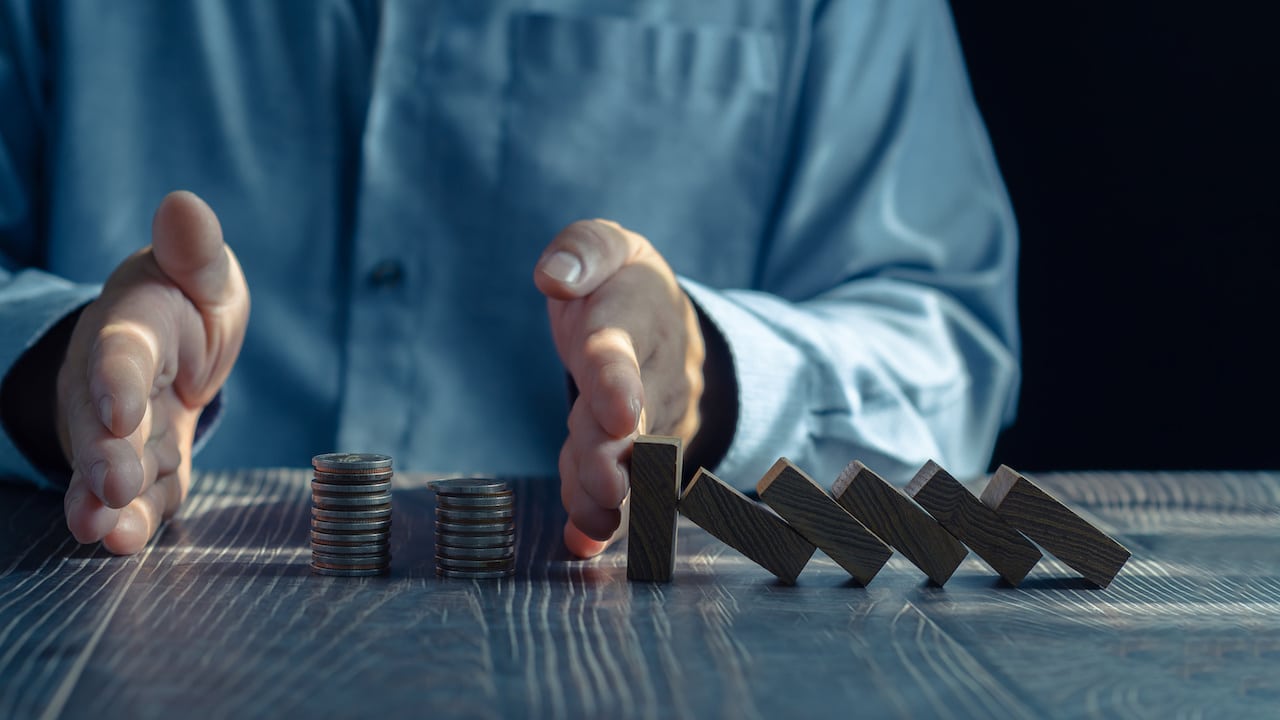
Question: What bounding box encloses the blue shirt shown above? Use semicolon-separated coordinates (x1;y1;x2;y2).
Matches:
0;0;1019;490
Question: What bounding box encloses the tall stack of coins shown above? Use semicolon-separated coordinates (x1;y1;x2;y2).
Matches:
311;453;393;577
433;478;516;579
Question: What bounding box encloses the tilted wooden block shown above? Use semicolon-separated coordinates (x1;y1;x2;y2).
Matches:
627;436;682;582
980;465;1131;588
831;461;968;586
679;468;815;585
756;458;892;586
905;460;1042;586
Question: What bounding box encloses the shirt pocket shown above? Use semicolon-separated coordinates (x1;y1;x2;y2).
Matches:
499;12;781;286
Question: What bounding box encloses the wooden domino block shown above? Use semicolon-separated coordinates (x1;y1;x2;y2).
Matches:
756;458;892;586
831;461;968;586
980;465;1131;588
679;468;815;584
905;460;1042;586
627;436;682;582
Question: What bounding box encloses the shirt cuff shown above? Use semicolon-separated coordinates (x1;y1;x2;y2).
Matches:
0;271;101;489
679;277;813;490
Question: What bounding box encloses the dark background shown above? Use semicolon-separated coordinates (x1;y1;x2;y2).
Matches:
947;3;1278;471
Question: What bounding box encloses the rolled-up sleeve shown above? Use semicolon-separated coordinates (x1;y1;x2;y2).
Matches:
684;0;1019;486
0;1;100;488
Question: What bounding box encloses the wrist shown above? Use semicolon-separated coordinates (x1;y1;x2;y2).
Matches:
683;299;737;485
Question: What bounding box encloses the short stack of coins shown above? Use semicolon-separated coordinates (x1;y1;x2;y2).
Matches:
311;453;393;577
433;478;516;579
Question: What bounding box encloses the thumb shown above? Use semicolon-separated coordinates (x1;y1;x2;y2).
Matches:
150;190;239;309
534;219;649;301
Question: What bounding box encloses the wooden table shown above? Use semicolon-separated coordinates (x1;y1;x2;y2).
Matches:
1;469;1277;719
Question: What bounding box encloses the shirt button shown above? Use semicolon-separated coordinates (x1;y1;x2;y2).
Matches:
367;259;405;289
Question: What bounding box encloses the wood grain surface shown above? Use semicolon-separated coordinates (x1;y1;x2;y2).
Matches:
756;458;892;586
981;466;1131;588
1;469;1278;719
832;461;968;586
678;468;815;585
627;436;682;582
906;461;1041;586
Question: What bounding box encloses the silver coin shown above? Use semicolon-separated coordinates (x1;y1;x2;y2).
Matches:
313;469;394;484
312;541;391;555
432;477;509;496
312;453;393;472
312;479;393;495
434;520;515;535
435;567;515;580
436;507;514;521
312;530;391;544
312;552;391;567
312;518;392;532
312;506;392;521
312;565;389;577
436;492;514;508
436;545;515;561
435;556;516;571
435;532;515;548
312;492;393;508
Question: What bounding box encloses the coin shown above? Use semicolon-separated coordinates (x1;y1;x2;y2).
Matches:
435;545;514;561
312;507;392;521
312;541;391;556
436;507;514;521
434;520;514;535
313;469;394;484
435;556;516;571
435;532;515;548
312;492;393;509
311;479;393;495
435;492;514;508
312;552;391;567
312;453;393;472
431;477;508;496
435;567;515;580
312;530;391;545
311;563;389;573
312;518;392;532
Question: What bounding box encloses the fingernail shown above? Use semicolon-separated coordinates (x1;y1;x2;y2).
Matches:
629;397;642;426
541;251;582;285
98;397;113;429
89;460;108;498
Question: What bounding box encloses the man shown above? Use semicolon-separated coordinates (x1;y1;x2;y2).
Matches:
0;0;1019;558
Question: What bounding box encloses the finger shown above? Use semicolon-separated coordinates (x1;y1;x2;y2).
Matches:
559;436;622;542
534;219;649;300
578;327;645;438
63;385;147;508
87;317;161;438
150;191;240;309
567;399;631;510
64;471;122;543
101;475;176;555
563;519;610;559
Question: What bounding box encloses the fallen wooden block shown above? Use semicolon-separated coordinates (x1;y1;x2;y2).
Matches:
980;465;1131;588
627;436;683;582
757;458;892;586
831;461;968;586
906;460;1042;586
679;467;815;584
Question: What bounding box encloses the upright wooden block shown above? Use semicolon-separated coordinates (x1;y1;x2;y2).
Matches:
831;461;968;586
679;468;815;584
756;458;893;586
627;436;682;582
905;460;1042;586
980;465;1131;588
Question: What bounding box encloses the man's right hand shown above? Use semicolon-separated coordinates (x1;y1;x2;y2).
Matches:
58;191;249;554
